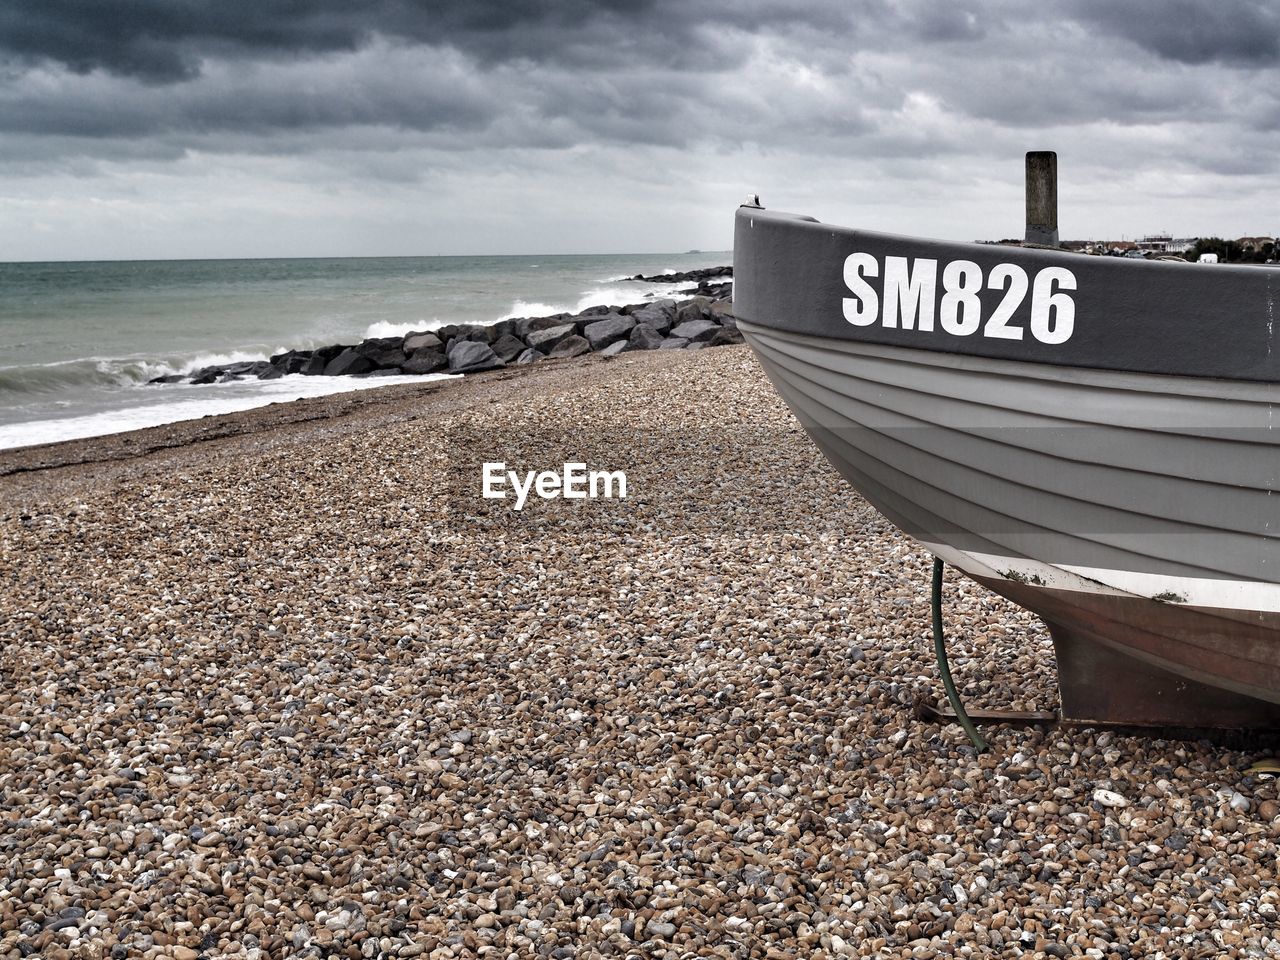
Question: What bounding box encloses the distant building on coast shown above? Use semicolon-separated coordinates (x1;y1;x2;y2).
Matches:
983;232;1277;262
1236;236;1275;254
1132;235;1197;255
1054;237;1201;258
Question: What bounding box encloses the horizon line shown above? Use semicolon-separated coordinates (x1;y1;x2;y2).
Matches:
0;249;736;267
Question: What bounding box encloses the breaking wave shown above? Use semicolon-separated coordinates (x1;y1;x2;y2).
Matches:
500;281;695;321
0;349;282;398
362;319;444;339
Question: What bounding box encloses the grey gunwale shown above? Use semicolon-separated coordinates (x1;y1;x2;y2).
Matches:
734;206;1280;383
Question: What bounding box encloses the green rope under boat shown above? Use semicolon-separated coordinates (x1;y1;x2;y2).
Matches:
931;557;989;753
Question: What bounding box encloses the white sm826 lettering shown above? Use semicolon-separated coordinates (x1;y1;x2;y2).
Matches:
842;254;1078;345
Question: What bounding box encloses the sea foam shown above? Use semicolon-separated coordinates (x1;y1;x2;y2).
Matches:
500;281;693;321
0;372;455;451
363;320;442;340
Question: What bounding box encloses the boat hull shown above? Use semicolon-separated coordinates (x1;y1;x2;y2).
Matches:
735;209;1280;726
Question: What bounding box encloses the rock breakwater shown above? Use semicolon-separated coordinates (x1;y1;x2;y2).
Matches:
626;266;732;299
153;284;739;387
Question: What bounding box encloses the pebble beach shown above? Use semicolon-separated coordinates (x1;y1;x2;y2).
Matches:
2;345;1279;959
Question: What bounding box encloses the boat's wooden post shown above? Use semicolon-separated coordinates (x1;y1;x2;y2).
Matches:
1025;151;1058;246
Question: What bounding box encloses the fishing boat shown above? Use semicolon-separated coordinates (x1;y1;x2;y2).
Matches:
733;184;1280;728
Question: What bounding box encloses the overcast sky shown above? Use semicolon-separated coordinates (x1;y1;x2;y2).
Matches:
2;0;1279;260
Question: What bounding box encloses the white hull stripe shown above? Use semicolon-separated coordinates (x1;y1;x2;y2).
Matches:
919;541;1280;614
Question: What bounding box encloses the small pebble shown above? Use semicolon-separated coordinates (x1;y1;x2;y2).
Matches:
647;921;676;940
1093;789;1129;809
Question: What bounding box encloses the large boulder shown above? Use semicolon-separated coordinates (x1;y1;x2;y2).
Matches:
447;340;505;373
367;346;408;369
547;334;591;359
356;336;403;358
490;319;518;341
675;297;712;324
514;348;543;365
454;323;494;344
708;326;744;347
658;337;690;350
300;344;344;376
270;350;311;374
222;360;273;378
708;299;736;321
363;335;401;349
696;281;733;298
324;348;376;376
599;340;629;358
583;313;635;351
669;318;721;343
628;300;676;335
403;331;443;353
190;366;220;384
516;314;573;339
525;323;577;352
403;349;446;375
625;323;664;352
490;333;529;363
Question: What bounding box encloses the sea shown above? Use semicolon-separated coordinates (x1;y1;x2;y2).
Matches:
0;252;730;451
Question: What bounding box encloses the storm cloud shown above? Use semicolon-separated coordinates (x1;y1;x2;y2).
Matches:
1;0;1278;259
1070;0;1280;66
0;0;809;81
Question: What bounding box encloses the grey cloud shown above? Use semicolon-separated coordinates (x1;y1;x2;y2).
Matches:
1069;0;1280;65
0;0;881;159
1;0;1274;172
895;2;987;42
0;45;502;139
0;0;851;82
923;57;1221;130
0;1;363;82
